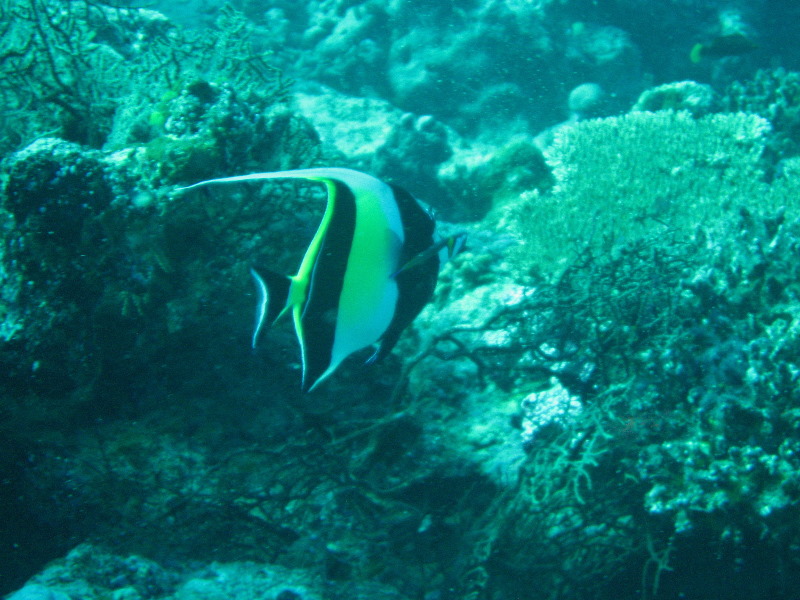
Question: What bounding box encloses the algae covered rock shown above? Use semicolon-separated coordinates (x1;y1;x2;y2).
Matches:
3;138;114;243
6;543;411;600
137;81;315;185
0;88;320;429
0;138;121;401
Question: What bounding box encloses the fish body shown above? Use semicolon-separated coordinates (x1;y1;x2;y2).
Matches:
180;168;464;392
690;32;758;63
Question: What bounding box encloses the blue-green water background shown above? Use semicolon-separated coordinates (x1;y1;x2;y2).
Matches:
2;1;800;599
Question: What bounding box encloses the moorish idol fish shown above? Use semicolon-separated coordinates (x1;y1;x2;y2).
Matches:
179;168;466;392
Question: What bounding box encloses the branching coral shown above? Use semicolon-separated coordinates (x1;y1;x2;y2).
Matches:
501;110;772;276
724;68;800;163
0;0;141;148
407;194;800;597
0;0;290;153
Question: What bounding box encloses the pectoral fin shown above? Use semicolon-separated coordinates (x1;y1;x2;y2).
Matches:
392;232;468;277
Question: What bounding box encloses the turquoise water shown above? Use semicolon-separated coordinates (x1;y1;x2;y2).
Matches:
2;1;800;598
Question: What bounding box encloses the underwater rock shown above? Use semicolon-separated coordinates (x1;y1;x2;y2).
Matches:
397;280;536;485
0;137;124;401
2;138;113;244
7;543;411;600
293;84;404;165
294;84;482;219
6;584;71;600
567;23;635;67
298;3;390;96
567;82;606;119
632;80;718;116
371;113;452;209
115;81;314;185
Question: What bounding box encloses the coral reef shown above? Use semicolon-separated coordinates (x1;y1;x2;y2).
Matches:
8;544;409;600
632;80;719;116
502;109;772;275
403;208;800;598
723;67;800;163
293;86;458;215
0;1;290;155
4;1;800;599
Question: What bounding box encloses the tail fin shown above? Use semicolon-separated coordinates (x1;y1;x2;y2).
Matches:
250;268;292;348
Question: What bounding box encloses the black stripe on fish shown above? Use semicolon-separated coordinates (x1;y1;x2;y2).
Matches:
300;179;357;392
